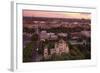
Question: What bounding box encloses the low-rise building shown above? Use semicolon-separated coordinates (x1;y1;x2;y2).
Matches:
43;39;69;59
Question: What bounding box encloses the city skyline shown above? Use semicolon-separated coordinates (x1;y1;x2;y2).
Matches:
23;10;91;62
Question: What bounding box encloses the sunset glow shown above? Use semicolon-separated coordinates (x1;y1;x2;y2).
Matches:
23;10;91;19
23;10;91;62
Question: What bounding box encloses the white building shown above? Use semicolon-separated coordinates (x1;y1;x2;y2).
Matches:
43;39;70;59
43;47;48;59
40;30;49;40
44;39;69;56
54;39;69;54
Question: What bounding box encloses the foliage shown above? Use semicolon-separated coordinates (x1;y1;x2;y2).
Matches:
23;42;33;62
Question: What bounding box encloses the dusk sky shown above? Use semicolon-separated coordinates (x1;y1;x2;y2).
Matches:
23;10;91;19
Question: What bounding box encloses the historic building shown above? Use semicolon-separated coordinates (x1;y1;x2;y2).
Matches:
54;39;69;55
43;39;69;59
